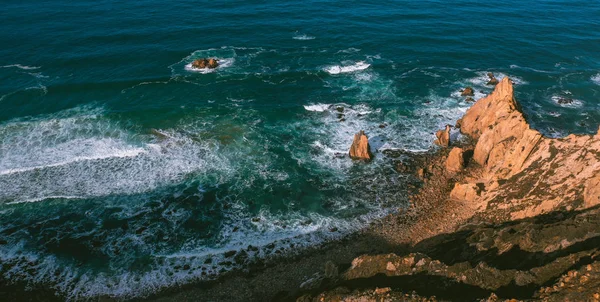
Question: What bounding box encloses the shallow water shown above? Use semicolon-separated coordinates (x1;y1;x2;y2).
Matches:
1;0;599;299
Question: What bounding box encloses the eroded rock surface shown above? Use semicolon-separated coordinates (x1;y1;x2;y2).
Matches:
452;77;600;221
300;77;600;302
434;125;451;147
349;130;373;161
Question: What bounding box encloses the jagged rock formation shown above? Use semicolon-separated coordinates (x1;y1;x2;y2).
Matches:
349;130;373;161
434;125;451;147
302;206;600;302
452;77;600;220
299;77;600;302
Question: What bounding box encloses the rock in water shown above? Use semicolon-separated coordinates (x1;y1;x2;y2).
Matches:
192;58;219;69
434;125;451;147
207;58;219;68
349;130;373;161
557;97;573;104
486;72;499;85
461;87;475;96
192;59;208;69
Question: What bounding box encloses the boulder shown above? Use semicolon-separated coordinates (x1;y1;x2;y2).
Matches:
192;58;219;69
349;130;373;161
207;58;219;69
434;125;451;147
487;72;499;85
192;59;207;69
445;147;465;173
450;183;480;202
465;97;475;103
461;87;475;96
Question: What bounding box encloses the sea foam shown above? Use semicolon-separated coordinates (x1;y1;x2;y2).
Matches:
324;61;370;74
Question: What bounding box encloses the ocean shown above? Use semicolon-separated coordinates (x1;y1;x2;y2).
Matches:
1;0;599;299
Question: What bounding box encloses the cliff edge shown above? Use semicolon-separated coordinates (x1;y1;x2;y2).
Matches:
298;78;600;302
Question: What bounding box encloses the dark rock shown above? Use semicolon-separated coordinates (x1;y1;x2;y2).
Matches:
557;97;573;104
324;261;339;278
465;97;475;103
234;250;248;264
336;106;344;113
379;123;387;128
251;217;261;223
330;227;338;232
224;250;236;258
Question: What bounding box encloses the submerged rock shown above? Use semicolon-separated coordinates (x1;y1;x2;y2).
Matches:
434;125;451;147
461;87;475;96
349;130;373;161
557;97;573;104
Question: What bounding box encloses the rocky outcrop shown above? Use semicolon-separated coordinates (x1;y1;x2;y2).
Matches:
300;76;600;302
451;77;600;220
486;72;499;85
349;130;373;160
192;58;219;69
434;125;451;147
303;206;600;302
461;87;474;96
445;147;465;173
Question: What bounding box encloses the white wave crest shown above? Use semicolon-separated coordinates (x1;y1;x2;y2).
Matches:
551;95;584;108
303;104;331;112
1;64;41;70
592;73;600;85
324;61;370;75
0;106;233;203
293;34;315;40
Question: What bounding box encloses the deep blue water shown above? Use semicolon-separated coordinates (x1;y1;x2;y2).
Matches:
1;0;600;299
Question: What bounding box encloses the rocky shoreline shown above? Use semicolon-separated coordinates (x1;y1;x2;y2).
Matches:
148;78;600;302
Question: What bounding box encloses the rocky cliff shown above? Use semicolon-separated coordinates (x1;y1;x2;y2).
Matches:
452;77;600;221
298;78;600;301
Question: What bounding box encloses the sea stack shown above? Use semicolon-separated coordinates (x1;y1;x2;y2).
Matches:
434;125;451;147
349;130;373;161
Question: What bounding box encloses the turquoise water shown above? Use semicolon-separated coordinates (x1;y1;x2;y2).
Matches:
1;0;600;299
